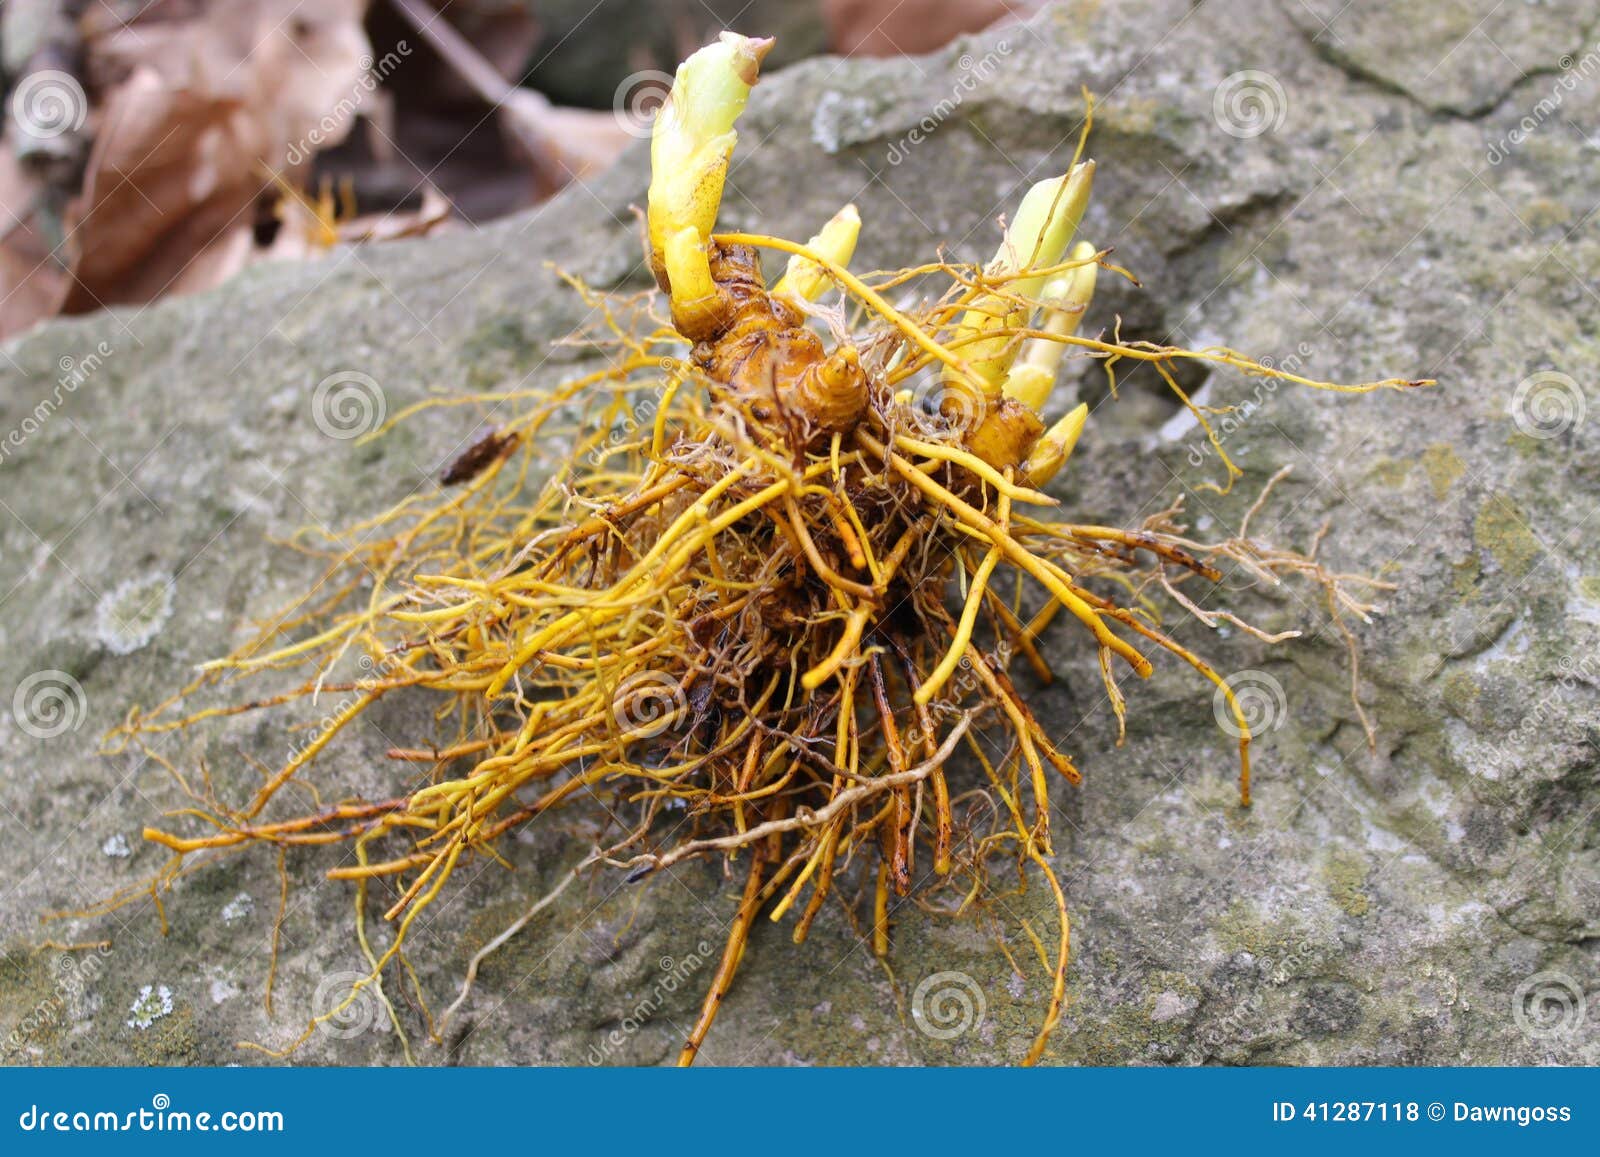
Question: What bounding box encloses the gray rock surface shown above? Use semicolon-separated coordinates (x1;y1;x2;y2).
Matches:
2;0;1597;1065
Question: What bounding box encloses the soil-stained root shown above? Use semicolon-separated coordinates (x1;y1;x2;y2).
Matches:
86;31;1430;1068
676;239;869;442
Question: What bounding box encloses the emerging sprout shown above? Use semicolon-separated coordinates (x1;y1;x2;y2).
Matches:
933;162;1096;470
645;38;867;438
948;162;1094;391
1003;240;1100;414
773;203;861;302
1023;401;1089;485
647;32;774;327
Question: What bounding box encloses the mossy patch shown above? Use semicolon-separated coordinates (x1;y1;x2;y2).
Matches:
1473;493;1542;578
0;950;68;1062
1438;668;1485;718
1065;970;1204;1063
1322;849;1372;918
1214;902;1326;973
1420;443;1465;500
1524;197;1572;231
1214;900;1270;955
1145;970;1201;1019
127;1004;200;1066
1364;456;1413;491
